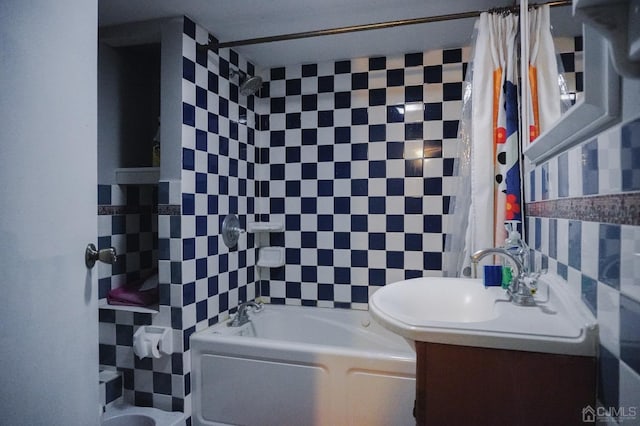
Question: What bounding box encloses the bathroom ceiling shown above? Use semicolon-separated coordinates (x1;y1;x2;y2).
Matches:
98;0;582;68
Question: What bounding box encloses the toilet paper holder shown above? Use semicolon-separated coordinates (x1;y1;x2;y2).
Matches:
133;326;173;359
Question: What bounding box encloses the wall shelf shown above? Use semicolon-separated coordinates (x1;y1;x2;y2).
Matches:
256;247;285;268
523;25;620;164
247;222;283;233
99;299;159;314
114;167;160;185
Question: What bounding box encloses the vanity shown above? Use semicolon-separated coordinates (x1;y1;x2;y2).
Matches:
369;274;598;425
414;342;594;424
366;0;637;422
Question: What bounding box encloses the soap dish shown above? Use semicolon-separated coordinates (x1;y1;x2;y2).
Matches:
247;222;284;233
256;247;285;268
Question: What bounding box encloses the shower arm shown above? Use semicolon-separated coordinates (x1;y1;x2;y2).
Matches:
229;68;246;80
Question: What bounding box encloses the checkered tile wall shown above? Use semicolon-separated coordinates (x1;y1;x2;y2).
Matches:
554;36;583;104
173;17;259;416
255;49;471;308
179;16;259;332
527;36;640;416
97;18;598;421
97;184;158;299
526;116;640;415
98;183;179;409
98;17;261;417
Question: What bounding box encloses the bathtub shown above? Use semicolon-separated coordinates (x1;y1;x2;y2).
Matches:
190;304;416;426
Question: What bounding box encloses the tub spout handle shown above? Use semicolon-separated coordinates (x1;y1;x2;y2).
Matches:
228;301;263;327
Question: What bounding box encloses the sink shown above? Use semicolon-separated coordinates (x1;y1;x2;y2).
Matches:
380;278;499;323
369;274;598;356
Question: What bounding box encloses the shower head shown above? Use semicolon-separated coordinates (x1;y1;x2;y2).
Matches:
239;75;263;96
230;69;263;96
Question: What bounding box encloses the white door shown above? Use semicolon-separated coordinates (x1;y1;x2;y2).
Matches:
0;1;100;425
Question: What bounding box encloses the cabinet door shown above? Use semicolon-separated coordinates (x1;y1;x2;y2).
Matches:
415;342;595;425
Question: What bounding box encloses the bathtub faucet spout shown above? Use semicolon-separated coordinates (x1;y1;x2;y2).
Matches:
228;301;264;327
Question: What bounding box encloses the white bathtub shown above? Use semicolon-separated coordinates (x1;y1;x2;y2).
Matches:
190;304;416;426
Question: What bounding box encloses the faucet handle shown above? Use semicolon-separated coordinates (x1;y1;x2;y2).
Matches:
521;267;547;295
251;301;264;312
521;276;537;294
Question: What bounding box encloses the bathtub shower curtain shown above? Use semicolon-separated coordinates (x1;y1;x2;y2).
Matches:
444;5;560;276
527;6;563;142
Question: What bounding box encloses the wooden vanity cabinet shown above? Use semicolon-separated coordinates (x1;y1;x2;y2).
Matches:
414;342;596;425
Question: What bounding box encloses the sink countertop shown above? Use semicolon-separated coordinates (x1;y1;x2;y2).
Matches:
369;273;598;356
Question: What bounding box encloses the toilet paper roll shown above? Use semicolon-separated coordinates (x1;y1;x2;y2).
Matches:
133;327;163;359
148;335;161;358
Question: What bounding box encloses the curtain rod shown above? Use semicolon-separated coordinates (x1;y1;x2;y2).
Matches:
202;0;571;49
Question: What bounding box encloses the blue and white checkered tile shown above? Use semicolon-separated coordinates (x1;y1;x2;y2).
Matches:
177;18;261;421
99;369;123;411
98;15;261;417
621;117;640;192
553;36;583;103
525;110;640;412
98;268;183;410
530;116;640;203
528;215;596;306
597;126;622;194
528;217;640;411
620;225;640;302
181;16;259;330
97;21;598;419
97;184;158;301
254;47;471;308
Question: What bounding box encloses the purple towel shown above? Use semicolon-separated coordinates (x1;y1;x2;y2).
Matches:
107;271;159;307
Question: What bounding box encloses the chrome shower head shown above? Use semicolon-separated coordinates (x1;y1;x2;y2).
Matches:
239;75;263;96
230;69;263;96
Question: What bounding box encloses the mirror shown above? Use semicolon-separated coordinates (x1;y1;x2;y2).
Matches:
523;22;621;164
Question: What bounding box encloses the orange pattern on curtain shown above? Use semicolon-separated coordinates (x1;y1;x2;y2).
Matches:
492;67;503;246
528;65;540;142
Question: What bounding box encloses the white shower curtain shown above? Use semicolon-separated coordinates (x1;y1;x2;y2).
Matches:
462;11;521;274
445;5;561;276
527;6;563;142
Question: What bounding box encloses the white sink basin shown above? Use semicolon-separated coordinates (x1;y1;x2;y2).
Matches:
382;278;499;323
369;274;598;356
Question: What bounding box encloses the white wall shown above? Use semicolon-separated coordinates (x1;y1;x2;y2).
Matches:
98;18;184;182
98;42;124;184
160;18;185;182
621;75;640;120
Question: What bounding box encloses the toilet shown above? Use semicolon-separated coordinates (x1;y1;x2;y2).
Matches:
101;403;184;426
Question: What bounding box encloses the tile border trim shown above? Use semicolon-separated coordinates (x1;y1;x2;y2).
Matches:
526;192;640;225
158;204;181;216
97;205;158;216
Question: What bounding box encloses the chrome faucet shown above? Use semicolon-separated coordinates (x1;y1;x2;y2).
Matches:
228;301;263;327
470;248;536;306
